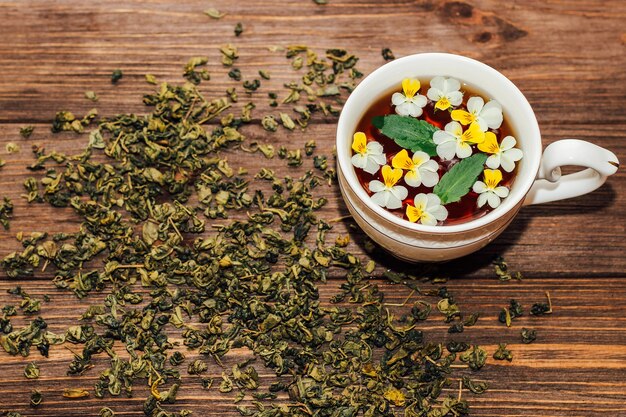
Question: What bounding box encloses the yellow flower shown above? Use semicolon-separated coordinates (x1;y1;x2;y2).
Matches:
351;131;367;154
433;121;484;160
405;193;448;226
402;78;420;99
451;96;503;131
478;133;523;172
391;78;427;117
391;149;439;187
382;165;402;187
472;169;510;208
368;165;407;209
427;76;463;111
351;132;386;174
484;168;502;189
461;122;485;145
477;131;499;154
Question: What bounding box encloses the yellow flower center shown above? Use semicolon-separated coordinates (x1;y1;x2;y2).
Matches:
461;122;485;144
402;78;420;99
435;96;451;111
483;169;503;189
381;165;402;188
451;109;476;126
391;149;414;171
477;132;500;154
406;204;424;223
351;131;367;155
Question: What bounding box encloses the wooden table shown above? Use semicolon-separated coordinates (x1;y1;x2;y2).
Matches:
0;1;624;416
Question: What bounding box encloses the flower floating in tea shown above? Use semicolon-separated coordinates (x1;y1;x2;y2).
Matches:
391;78;427;116
434;121;485;160
368;165;408;209
451;96;503;131
350;131;385;174
406;193;448;225
479;133;524;172
473;169;510;208
391;149;439;187
426;76;463;110
351;76;524;225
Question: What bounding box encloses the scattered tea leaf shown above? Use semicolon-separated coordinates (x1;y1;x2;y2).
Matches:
30;389;43;408
382;47;395;61
521;328;537;344
111;69;123;83
20;125;35;138
145;74;157;84
84;91;98;102
5;143;19;153
462;375;488;394
234;22;243;36
62;388;90;399
204;8;226;19
24;361;40;379
493;343;513;361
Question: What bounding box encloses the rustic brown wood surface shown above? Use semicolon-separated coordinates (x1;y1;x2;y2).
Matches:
0;0;625;416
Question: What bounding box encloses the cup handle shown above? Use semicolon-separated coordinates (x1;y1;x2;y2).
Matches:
523;139;619;206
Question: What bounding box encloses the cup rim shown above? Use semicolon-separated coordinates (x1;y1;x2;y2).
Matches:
336;52;542;234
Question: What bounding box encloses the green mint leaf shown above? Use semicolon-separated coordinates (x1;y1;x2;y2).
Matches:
434;153;488;204
371;115;438;156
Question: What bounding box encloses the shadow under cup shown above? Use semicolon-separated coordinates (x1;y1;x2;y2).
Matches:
335;53;542;262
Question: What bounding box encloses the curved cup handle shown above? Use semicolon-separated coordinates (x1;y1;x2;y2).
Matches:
523;139;619;206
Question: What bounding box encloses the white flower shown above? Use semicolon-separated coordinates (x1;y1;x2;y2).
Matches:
426;76;463;111
351;131;386;174
433;121;485;160
451;96;503;131
368;165;408;209
391;149;439;187
391;78;427;117
473;169;509;208
478;133;523;172
406;193;448;226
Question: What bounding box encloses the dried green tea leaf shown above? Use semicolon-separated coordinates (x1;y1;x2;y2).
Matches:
234;22;243;36
434;153;488;204
5;143;19;153
521;328;537;344
0;197;13;230
462;375;488;394
24;361;40;379
84;91;98;102
145;74;157;84
20;125;34;138
459;345;487;370
382;47;395;61
88;129;105;149
111;69;123;83
99;407;115;417
279;113;296;130
204;8;226;19
30;389;43;407
493;343;513;361
262;115;278;132
371;115;438;156
62;388;89;398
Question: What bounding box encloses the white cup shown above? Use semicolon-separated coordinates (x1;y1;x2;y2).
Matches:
336;53;619;262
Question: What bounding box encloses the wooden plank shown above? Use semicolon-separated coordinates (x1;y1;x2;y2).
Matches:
0;0;624;416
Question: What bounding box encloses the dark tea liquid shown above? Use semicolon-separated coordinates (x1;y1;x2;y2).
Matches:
354;82;518;225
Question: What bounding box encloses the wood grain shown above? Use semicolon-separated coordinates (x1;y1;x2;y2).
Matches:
0;0;625;416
